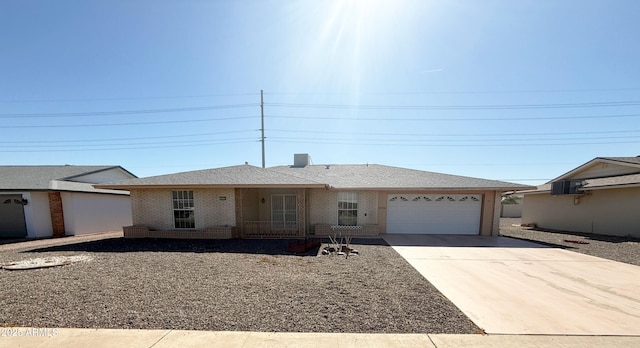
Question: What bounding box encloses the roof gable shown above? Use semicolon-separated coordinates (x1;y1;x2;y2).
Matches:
521;156;640;194
0;165;129;191
551;157;640;182
65;166;137;183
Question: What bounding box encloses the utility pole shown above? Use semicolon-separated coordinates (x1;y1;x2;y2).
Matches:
260;90;265;168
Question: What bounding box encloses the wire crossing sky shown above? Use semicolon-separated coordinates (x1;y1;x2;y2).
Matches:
1;0;639;185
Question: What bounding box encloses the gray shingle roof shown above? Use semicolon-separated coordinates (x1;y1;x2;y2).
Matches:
0;165;122;190
599;156;640;166
96;165;326;188
523;173;640;194
584;173;640;188
98;163;531;190
270;164;531;190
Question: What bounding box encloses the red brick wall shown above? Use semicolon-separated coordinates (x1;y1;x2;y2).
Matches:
48;192;66;237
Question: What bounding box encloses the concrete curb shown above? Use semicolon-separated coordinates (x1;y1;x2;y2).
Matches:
0;328;639;348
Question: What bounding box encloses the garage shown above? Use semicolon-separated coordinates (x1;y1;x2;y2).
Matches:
386;194;482;234
0;194;27;238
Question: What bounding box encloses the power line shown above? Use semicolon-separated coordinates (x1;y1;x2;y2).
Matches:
267;113;640;121
0;116;256;128
0;139;257;152
0;137;259;148
0;103;258;118
266;100;640;110
3;86;636;105
28;134;630;149
0;92;259;104
268;135;640;143
265;87;640;96
0;130;257;144
267;128;640;137
269;139;640;147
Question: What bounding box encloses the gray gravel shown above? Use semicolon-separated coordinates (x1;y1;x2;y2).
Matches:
500;218;640;266
0;237;479;333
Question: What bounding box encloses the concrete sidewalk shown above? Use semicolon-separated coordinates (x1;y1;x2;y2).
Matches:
0;328;639;348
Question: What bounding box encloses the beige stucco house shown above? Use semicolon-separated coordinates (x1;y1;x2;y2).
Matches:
96;154;531;239
0;165;135;239
521;157;640;238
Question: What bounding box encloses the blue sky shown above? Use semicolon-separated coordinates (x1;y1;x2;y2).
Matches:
1;0;639;185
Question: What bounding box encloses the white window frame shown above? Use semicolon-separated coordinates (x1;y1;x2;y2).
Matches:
338;192;358;226
271;194;297;230
172;190;195;229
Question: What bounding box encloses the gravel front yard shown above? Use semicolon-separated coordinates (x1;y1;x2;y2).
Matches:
0;237;479;333
500;218;640;266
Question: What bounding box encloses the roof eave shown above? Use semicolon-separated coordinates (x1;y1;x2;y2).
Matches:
326;186;535;191
519;189;550;195
582;183;640;190
551;157;640;183
521;182;640;194
94;183;327;190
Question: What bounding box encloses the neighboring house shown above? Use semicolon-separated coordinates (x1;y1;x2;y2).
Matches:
0;165;136;238
96;154;530;239
520;157;640;238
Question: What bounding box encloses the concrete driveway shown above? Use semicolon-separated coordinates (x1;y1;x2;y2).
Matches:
384;235;640;335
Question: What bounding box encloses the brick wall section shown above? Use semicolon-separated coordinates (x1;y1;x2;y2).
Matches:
48;191;66;237
309;189;337;225
358;191;378;224
123;225;235;239
130;189;173;229
129;188;236;231
194;188;236;228
308;189;378;227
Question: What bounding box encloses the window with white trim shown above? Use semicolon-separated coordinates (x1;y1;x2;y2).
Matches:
338;192;358;226
271;194;297;230
173;190;195;229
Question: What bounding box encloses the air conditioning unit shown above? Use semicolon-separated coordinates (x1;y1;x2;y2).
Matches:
551;179;584;195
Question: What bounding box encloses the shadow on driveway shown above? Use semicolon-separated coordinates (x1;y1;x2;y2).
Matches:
529;227;640;244
383;234;554;248
499;235;575;250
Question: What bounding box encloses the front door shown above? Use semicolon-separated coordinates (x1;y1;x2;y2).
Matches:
271;194;297;230
0;194;27;238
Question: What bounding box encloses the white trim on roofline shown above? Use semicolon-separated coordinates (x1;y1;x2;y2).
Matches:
549;157;640;183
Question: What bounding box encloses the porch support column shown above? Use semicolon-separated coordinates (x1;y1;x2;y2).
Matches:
296;188;306;237
234;188;243;238
492;191;502;236
48;191;66;237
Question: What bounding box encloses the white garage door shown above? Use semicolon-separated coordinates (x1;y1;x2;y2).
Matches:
387;194;482;234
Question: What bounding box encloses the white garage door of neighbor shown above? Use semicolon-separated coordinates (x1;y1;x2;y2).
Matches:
387;194;482;234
